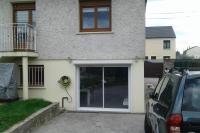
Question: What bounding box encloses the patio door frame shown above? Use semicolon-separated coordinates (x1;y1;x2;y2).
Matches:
76;65;131;112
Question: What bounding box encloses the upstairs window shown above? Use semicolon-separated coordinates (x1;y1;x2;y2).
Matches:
79;0;111;32
163;40;171;49
13;3;36;51
13;3;36;27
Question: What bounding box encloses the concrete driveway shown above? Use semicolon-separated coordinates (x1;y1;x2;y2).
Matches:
32;112;145;133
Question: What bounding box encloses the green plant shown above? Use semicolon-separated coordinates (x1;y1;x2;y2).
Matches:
58;76;72;102
58;76;71;88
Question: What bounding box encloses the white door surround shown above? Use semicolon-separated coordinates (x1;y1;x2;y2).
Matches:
76;64;132;113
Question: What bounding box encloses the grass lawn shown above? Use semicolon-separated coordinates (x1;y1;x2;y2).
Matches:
0;99;51;132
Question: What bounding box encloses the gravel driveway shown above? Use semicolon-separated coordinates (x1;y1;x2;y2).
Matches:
32;112;145;133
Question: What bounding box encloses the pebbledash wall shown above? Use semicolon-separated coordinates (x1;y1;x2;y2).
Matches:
0;0;145;113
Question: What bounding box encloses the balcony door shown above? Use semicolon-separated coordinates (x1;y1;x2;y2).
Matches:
79;66;129;111
13;3;35;50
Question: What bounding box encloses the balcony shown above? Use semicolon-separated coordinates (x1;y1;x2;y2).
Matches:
0;23;38;58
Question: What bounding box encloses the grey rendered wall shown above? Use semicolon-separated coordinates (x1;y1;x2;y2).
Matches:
0;0;35;24
0;0;145;60
36;0;145;60
0;1;12;24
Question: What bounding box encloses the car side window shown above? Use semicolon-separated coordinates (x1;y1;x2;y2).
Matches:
182;77;200;111
154;77;165;99
158;75;180;107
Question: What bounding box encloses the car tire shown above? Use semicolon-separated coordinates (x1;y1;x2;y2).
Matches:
144;115;153;133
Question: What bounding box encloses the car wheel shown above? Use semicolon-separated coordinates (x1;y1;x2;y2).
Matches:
144;115;153;133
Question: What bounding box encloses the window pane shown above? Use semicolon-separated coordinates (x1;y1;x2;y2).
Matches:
104;67;128;109
163;40;170;49
158;76;179;107
151;56;156;60
19;65;44;87
32;10;36;28
16;11;29;23
183;77;200;111
155;77;165;95
82;8;95;29
158;76;170;98
80;67;103;108
97;7;110;28
163;56;170;60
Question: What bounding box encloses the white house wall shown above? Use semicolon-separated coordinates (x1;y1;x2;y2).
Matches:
18;60;77;110
18;59;145;113
185;47;200;59
145;38;176;59
131;59;145;113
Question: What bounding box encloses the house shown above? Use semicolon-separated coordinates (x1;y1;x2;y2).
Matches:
145;26;176;60
183;46;200;59
0;0;145;113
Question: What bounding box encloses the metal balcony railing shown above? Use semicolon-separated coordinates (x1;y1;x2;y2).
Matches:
0;23;36;52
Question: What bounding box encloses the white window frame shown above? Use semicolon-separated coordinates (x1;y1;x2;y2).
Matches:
163;40;171;49
74;61;132;112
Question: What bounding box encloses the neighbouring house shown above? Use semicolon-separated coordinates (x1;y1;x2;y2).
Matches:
145;26;176;60
0;0;145;113
183;46;200;59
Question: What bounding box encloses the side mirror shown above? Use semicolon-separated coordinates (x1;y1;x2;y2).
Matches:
149;92;155;99
147;84;155;90
146;84;155;99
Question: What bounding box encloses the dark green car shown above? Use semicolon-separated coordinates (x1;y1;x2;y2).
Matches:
145;70;200;133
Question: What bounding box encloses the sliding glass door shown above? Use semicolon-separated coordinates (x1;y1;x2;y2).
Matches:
79;66;129;110
80;67;103;107
104;67;128;109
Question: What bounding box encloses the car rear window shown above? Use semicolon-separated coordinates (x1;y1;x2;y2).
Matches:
182;75;200;111
158;75;180;107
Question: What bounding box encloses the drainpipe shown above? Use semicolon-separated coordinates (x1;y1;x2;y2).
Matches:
22;57;28;100
62;97;68;108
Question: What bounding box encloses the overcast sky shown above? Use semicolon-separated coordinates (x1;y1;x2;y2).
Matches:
146;0;200;53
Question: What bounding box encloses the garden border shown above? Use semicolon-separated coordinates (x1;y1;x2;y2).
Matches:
5;102;61;133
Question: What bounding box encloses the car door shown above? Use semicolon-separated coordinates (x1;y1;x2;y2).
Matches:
147;76;165;132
